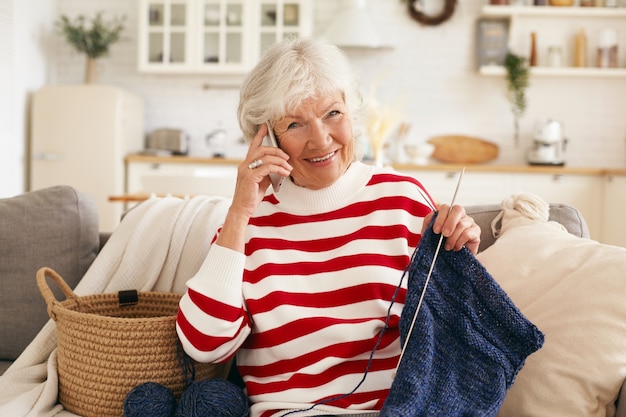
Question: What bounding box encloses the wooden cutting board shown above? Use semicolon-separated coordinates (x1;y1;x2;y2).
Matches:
427;135;499;164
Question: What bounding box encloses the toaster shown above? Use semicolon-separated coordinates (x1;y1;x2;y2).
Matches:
146;128;189;154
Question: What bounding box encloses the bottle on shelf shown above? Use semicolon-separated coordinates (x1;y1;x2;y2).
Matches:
597;29;618;68
530;32;538;67
574;28;587;68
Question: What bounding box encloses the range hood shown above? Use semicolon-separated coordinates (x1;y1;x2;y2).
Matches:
323;0;392;50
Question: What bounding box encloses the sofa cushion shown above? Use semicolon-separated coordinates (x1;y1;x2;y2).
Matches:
466;202;589;252
476;193;626;417
0;186;100;361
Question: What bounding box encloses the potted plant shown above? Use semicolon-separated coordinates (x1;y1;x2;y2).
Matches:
503;51;530;146
56;12;126;83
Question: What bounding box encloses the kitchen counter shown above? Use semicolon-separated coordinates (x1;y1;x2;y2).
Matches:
125;154;626;176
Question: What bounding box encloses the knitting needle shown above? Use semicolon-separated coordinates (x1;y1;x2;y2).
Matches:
393;167;465;378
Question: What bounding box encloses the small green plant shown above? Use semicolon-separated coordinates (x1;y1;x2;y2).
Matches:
56;12;126;59
504;51;530;146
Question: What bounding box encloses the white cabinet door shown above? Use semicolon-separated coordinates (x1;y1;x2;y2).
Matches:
138;0;195;72
138;0;312;74
400;170;514;207
602;175;626;247
513;173;603;241
127;160;237;197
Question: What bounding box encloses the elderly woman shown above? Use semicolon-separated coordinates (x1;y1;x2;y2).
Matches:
177;37;481;417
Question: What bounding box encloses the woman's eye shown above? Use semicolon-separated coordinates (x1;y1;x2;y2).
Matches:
327;110;341;118
287;122;298;130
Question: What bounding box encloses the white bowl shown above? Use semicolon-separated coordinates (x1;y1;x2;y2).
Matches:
404;142;435;165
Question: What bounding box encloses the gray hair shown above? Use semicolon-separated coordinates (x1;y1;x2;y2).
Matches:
237;37;363;143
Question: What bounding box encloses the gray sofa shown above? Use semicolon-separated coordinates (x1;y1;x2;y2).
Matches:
0;186;106;375
5;185;623;414
0;184;591;377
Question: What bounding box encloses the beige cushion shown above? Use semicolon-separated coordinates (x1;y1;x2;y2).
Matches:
476;193;626;417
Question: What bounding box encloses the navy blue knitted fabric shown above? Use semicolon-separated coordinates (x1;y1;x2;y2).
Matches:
379;218;544;417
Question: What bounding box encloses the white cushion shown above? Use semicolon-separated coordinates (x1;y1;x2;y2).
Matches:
476;193;626;417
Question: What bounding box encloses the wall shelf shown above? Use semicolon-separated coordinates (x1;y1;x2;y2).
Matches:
479;65;626;77
482;5;626;18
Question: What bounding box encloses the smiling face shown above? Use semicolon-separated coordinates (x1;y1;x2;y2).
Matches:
272;93;355;190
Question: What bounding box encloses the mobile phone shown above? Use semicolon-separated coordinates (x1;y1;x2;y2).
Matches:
262;122;284;193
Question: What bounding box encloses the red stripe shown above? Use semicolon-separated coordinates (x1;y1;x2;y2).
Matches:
246;253;409;284
368;172;436;204
246;282;405;315
187;287;243;322
176;309;247;356
245;355;399;396
314;388;390;410
250;196;432;228
241;325;400;377
246;224;421;255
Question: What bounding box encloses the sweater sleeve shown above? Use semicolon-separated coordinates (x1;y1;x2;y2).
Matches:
176;243;252;363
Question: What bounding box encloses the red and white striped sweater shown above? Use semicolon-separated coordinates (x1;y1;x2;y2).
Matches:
177;162;436;417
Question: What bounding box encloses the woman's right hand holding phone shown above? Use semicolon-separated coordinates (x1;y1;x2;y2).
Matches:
217;123;292;252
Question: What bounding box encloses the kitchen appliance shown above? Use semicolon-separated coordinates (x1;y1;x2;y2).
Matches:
30;85;144;232
147;128;189;154
527;119;567;166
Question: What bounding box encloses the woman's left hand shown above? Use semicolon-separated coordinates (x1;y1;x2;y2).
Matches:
423;204;481;255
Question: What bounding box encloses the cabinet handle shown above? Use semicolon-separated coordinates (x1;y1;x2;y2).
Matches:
150;163;161;170
552;174;566;183
445;171;458;179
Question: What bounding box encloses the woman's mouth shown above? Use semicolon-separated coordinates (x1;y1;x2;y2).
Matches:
307;151;336;163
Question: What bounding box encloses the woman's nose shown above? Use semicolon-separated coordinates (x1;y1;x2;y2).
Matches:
308;120;331;148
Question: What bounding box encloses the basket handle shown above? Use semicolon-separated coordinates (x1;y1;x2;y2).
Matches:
36;267;78;311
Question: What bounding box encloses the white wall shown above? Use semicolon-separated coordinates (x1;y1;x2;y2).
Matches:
3;0;626;197
1;0;56;198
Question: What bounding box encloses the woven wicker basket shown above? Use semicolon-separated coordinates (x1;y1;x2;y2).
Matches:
37;267;231;417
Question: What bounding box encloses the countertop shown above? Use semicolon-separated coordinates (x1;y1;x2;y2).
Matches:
125;154;626;176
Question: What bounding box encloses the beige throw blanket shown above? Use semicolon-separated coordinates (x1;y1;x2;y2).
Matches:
0;195;231;417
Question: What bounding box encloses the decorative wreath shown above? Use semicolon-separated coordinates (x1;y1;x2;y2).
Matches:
408;0;457;26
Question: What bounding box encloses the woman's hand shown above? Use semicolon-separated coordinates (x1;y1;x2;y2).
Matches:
217;124;292;252
423;204;481;255
232;123;292;215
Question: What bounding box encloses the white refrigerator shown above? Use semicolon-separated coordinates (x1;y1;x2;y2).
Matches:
30;85;144;232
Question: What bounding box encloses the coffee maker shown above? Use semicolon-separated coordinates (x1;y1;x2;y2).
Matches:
527;119;567;166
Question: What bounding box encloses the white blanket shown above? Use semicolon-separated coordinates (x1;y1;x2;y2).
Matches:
0;195;231;417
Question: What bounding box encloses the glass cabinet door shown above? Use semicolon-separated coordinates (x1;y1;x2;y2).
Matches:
138;0;311;73
200;0;246;69
258;1;304;57
145;0;190;66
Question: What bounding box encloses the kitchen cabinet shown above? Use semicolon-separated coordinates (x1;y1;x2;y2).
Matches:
402;168;603;240
126;157;238;198
512;172;603;241
479;5;626;78
399;169;514;207
138;0;312;74
602;174;626;247
124;155;623;243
